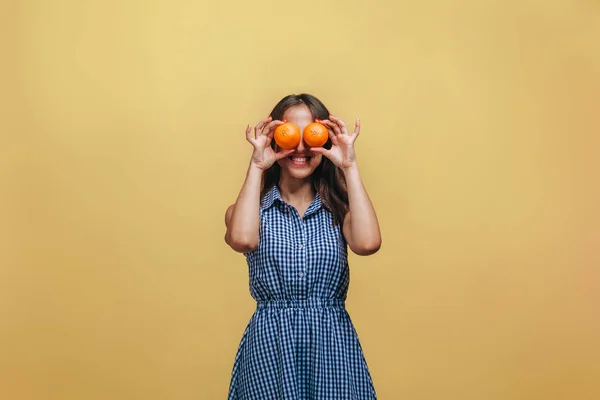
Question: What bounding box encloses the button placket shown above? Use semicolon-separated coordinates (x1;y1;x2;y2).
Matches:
299;220;307;280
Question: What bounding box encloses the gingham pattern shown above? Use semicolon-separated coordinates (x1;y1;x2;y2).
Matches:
227;185;377;399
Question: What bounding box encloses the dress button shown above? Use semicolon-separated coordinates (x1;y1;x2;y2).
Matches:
299;244;304;249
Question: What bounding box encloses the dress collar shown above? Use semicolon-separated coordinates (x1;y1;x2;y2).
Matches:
261;185;323;217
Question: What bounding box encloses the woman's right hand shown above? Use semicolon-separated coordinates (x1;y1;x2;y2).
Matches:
246;116;294;170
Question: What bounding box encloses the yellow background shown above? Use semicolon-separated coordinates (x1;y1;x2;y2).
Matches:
2;0;599;399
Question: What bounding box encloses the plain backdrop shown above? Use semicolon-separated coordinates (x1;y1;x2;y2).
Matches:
1;0;599;399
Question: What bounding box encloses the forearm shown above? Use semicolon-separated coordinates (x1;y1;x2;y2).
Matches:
343;164;381;253
226;163;263;249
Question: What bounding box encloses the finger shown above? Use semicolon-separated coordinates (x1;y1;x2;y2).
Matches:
245;124;257;144
274;149;295;160
254;116;272;135
353;119;360;137
321;119;343;137
328;127;340;145
309;147;332;158
316;119;339;136
321;119;342;136
316;121;340;144
263;120;284;138
329;115;348;135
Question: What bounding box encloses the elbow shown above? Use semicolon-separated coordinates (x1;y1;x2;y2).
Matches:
226;231;258;253
351;238;382;256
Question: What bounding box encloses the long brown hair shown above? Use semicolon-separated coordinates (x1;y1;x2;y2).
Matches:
261;93;349;226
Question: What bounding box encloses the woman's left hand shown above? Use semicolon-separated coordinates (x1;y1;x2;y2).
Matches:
309;115;360;171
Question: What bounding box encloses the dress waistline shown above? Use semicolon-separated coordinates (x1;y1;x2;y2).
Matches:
256;298;345;310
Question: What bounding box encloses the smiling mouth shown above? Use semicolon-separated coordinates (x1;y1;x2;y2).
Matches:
289;155;312;165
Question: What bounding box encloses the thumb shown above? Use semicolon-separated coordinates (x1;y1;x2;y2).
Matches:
309;147;331;158
275;149;295;160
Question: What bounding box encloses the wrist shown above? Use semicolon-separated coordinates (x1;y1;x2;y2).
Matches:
342;163;359;176
248;162;264;173
248;161;265;175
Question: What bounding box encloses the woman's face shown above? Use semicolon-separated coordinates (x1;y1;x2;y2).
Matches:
275;104;323;180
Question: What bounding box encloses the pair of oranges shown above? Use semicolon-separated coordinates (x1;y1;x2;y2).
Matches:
274;122;329;150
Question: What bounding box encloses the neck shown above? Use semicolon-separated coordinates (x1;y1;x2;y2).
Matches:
278;173;315;203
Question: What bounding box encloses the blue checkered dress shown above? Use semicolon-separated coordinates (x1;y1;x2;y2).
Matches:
227;185;377;399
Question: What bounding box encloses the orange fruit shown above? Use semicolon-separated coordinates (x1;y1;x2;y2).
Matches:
303;122;329;147
274;122;301;150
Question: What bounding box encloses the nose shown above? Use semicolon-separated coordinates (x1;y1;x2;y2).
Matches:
296;135;307;152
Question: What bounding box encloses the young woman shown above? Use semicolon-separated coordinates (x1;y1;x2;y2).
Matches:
225;94;381;399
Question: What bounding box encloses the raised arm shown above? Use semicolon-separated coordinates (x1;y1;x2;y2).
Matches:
225;117;294;253
310;116;381;255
